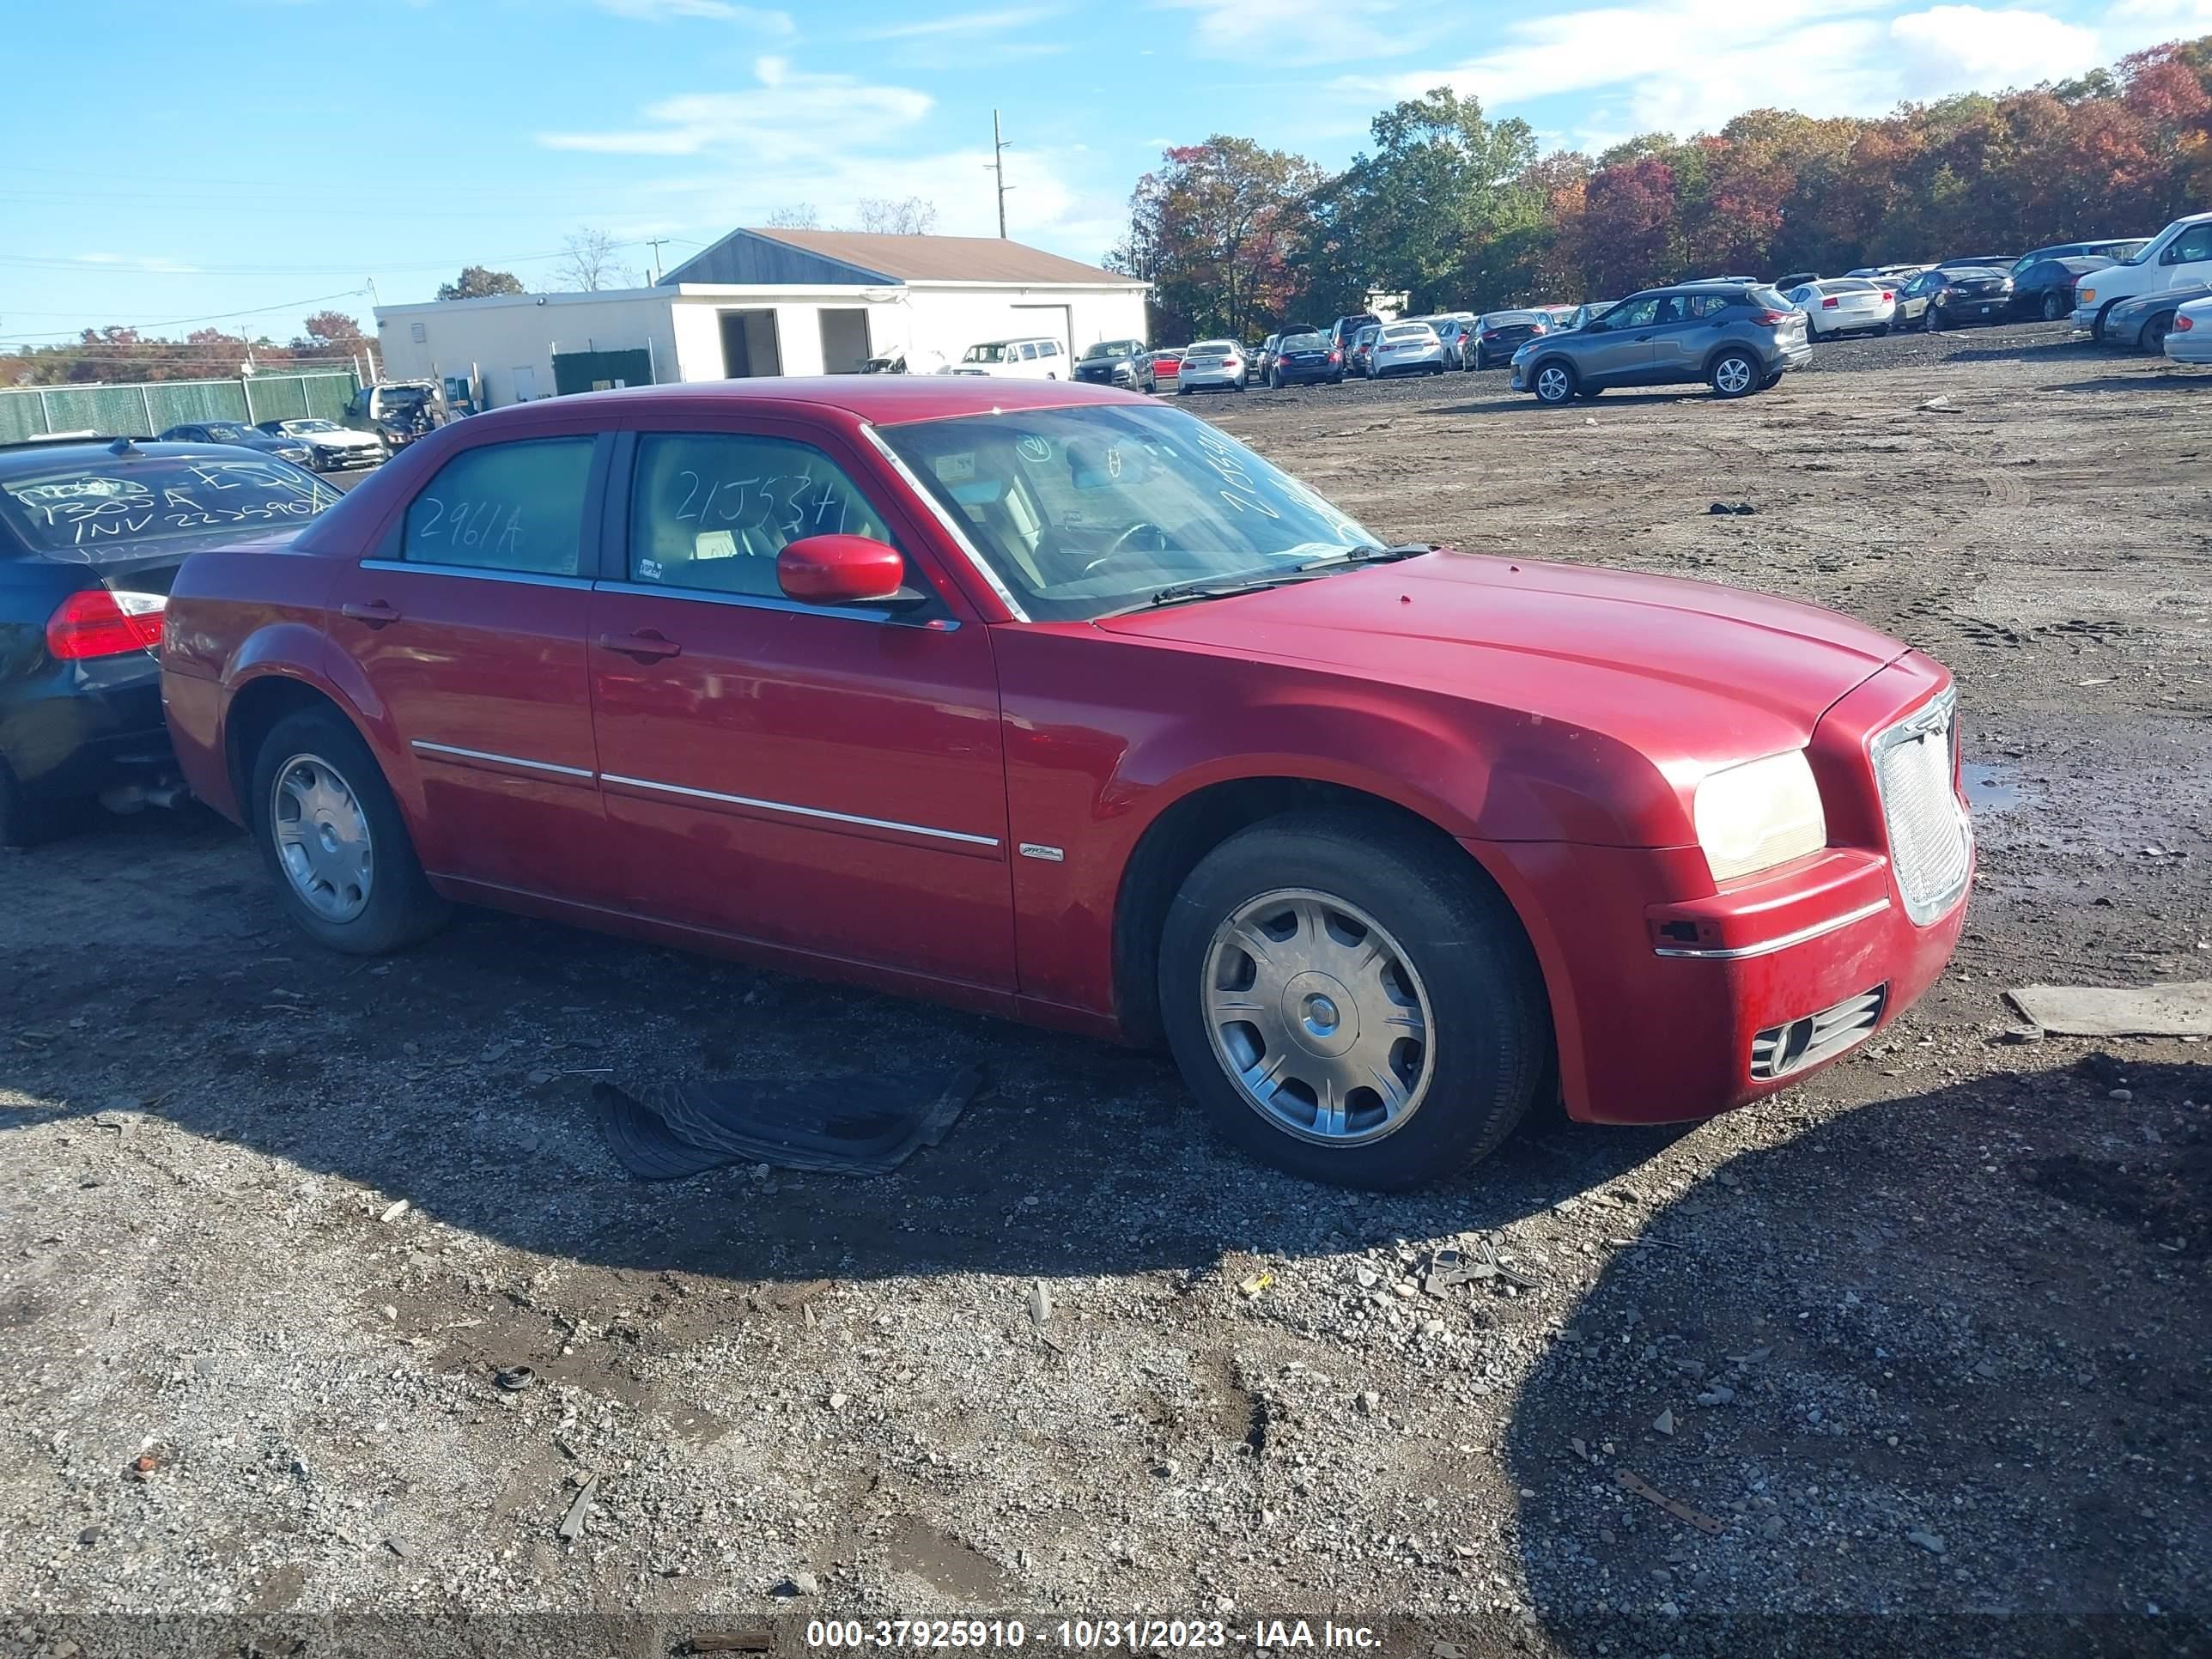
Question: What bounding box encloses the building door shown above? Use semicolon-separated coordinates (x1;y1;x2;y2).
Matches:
718;310;783;378
510;365;538;402
1012;303;1072;361
817;308;871;373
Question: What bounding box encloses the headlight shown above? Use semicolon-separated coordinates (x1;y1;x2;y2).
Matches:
2078;287;2095;304
1693;750;1826;882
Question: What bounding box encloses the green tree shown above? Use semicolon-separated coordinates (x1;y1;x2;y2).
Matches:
435;266;527;301
1110;137;1322;341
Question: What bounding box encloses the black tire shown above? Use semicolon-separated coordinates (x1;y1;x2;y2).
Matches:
1530;358;1577;404
1924;305;1946;333
2041;292;2065;322
1709;349;1761;398
2090;303;2113;343
1269;370;1284;390
2143;312;2176;355
1576;386;1605;399
1759;369;1784;390
1329;373;1344;386
1158;811;1548;1190
250;707;448;955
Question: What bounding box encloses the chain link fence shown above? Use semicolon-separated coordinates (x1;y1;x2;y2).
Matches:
0;370;362;444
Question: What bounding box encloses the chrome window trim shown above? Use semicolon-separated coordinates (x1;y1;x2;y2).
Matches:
858;420;1031;622
1653;897;1891;960
410;739;595;780
600;771;1000;848
361;558;593;591
591;579;939;627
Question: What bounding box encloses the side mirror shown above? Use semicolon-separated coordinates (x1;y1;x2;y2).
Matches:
777;534;918;608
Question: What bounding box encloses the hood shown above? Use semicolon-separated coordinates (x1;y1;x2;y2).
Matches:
1098;552;1907;776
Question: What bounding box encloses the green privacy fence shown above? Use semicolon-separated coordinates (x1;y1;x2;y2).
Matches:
0;369;362;443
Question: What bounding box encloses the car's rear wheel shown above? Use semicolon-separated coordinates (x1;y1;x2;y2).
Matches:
1158;811;1547;1190
251;708;448;955
1531;361;1576;404
2041;292;2066;322
1925;305;1946;332
2143;312;2176;354
1709;349;1759;398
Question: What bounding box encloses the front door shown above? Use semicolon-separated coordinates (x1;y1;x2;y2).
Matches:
1577;294;1661;384
331;428;614;902
586;422;1016;991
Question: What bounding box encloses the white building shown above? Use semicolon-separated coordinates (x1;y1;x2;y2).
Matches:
373;228;1152;409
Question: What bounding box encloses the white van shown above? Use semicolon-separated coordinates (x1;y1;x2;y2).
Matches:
2073;212;2212;340
948;336;1066;380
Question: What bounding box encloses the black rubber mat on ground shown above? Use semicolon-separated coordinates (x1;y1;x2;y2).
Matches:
591;1067;980;1182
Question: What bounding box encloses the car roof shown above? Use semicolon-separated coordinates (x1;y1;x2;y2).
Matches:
0;438;278;480
445;375;1158;432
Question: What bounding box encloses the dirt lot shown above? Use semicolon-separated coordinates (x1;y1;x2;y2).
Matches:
3;322;2209;1656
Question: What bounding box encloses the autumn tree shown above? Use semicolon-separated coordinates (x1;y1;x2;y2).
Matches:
436;266;527;301
291;311;367;355
1112;137;1322;341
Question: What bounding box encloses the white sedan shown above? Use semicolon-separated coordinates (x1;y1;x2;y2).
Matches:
2165;295;2212;363
1176;340;1249;392
253;417;386;471
1784;277;1896;340
1370;320;1449;377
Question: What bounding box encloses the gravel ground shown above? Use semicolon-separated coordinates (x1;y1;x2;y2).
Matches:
3;320;2209;1657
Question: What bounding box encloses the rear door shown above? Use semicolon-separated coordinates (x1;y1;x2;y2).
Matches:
586;418;1015;990
1642;294;1709;384
330;426;617;902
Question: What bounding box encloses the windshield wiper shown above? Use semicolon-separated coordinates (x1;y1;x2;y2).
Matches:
1300;541;1436;570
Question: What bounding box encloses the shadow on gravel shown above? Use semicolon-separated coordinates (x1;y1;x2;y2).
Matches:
2037;374;2209;395
1501;1054;2211;1653
2;815;1686;1287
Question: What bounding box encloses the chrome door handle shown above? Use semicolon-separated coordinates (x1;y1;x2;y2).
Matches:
340;599;401;625
598;631;682;660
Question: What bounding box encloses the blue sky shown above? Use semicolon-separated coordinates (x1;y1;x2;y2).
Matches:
3;0;2204;351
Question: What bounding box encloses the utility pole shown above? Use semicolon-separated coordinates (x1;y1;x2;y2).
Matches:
646;238;669;283
988;109;1012;239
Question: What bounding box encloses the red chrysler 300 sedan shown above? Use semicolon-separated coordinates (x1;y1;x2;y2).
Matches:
160;376;1972;1189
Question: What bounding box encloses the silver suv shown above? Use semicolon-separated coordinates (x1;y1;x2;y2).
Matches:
1510;283;1810;404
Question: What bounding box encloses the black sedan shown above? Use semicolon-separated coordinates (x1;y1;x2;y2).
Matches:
158;420;315;467
1266;331;1344;386
1072;339;1156;392
1895;265;2014;330
1469;311;1551;369
0;438;337;844
2010;256;2115;321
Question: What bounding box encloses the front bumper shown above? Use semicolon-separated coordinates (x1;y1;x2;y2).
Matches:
1470;655;1970;1126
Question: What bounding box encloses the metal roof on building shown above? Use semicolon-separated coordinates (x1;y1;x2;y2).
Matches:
659;228;1142;289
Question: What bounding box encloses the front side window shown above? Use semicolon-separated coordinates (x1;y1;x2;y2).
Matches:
1606;295;1662;329
2168;225;2212;264
878;404;1378;624
963;343;1008;364
402;436;592;576
628;431;896;600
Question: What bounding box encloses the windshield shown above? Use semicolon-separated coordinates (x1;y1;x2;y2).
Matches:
962;343;1011;364
878;404;1379;623
285;418;340;433
1081;340;1138;360
200;423;256;441
0;455;337;558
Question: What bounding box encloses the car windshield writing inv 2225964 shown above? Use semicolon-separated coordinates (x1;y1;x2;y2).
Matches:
878;404;1384;623
0;459;336;556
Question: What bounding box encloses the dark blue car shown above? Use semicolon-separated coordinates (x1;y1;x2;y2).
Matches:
0;437;337;844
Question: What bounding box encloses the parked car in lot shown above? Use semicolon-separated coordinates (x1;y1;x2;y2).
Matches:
1370;320;1449;378
952;336;1068;380
1329;313;1383;361
2008;256;2113;322
1846;263;1930;283
1470;311;1551;370
254;417;386;471
2074;212;2212;341
1432;317;1480;366
2163;295;2212;365
1784;277;1895;339
158;421;314;468
160;375;1972;1188
1894;265;2013;330
1073;339;1155;392
1176;340;1249;392
2010;238;2147;273
1348;325;1383;378
1557;301;1617;332
1149;347;1184;391
344;380;449;452
0;437;337;845
2097;281;2212;352
1511;282;1809;404
1267;331;1344;387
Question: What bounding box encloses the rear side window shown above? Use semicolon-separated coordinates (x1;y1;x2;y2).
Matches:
402;436;593;576
1039;341;1060;358
627;431;897;601
1748;285;1791;311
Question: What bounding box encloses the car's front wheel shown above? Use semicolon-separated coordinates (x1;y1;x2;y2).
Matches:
2143;312;2177;354
1158;811;1547;1190
1531;361;1576;404
1709;349;1759;397
1924;306;1946;332
2041;293;2066;322
251;708;448;954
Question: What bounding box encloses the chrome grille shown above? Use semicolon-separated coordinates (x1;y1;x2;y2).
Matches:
1750;984;1887;1081
1872;690;1972;924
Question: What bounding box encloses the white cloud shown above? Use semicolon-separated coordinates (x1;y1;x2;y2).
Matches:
1887;6;2102;95
855;5;1062;38
540;64;934;159
1159;0;1398;58
592;0;793;30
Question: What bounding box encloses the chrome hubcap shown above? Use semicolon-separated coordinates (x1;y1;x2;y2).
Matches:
1201;888;1436;1147
1717;358;1752;392
1536;367;1568;400
271;753;373;922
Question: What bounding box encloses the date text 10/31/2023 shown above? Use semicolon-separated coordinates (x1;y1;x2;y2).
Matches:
803;1620;1382;1650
